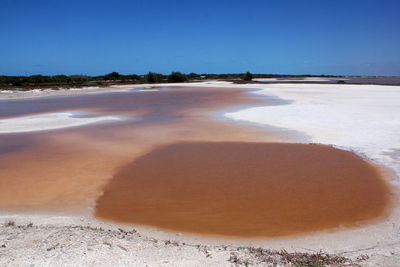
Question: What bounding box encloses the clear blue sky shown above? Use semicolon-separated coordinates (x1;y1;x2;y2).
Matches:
1;0;399;76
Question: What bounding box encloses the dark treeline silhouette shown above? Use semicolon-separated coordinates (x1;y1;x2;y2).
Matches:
0;72;339;90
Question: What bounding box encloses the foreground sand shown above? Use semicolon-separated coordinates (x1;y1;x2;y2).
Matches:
1;212;399;266
1;81;400;266
1;213;399;266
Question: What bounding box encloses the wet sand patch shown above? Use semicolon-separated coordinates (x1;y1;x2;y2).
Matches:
95;142;392;238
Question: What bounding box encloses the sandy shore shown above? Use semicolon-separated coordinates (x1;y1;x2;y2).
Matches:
1;81;400;266
0;112;122;133
0;83;194;100
2;212;398;267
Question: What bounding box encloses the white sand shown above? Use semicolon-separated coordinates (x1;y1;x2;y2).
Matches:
0;83;182;100
0;112;122;134
253;77;347;82
224;83;400;181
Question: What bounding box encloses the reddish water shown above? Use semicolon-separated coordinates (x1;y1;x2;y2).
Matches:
0;87;273;212
95;142;391;237
0;86;393;238
0;86;269;119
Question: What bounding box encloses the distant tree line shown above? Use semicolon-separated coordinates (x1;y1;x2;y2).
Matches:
0;71;340;90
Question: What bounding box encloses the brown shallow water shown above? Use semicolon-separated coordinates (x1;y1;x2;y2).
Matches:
0;86;393;238
0;86;276;212
95;142;392;238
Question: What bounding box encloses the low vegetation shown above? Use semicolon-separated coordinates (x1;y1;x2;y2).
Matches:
243;71;253;81
0;71;341;91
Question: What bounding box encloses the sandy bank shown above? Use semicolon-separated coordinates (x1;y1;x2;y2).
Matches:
253;77;345;82
1;213;398;266
0;82;204;100
0;112;122;133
